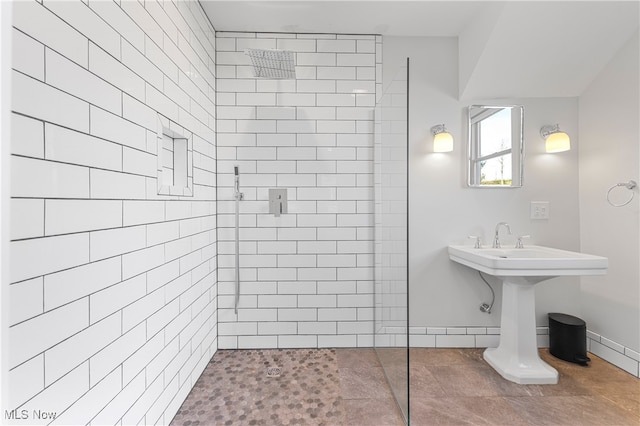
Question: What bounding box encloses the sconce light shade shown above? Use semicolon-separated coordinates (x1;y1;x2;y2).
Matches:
431;124;453;153
541;124;570;153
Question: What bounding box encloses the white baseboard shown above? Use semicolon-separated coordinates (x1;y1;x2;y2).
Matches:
407;326;639;378
586;331;640;377
406;326;549;349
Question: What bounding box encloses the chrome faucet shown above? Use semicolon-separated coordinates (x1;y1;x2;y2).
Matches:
493;222;512;248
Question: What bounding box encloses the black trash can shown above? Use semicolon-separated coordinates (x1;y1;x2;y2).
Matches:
548;313;590;366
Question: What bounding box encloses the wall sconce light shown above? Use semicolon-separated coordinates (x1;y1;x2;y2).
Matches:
540;124;570;153
431;124;453;153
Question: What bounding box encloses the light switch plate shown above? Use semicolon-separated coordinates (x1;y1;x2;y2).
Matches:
530;201;549;219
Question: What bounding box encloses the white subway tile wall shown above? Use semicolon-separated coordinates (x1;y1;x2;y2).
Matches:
10;1;217;424
373;61;408;349
216;32;382;349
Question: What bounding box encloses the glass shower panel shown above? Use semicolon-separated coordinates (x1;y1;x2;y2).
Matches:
374;59;409;424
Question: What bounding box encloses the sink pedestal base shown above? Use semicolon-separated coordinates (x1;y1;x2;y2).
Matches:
483;278;558;384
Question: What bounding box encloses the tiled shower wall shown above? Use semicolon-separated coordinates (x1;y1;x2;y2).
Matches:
374;63;408;348
216;32;382;349
9;1;216;424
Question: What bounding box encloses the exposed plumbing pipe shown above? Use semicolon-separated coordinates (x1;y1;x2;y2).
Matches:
478;271;495;314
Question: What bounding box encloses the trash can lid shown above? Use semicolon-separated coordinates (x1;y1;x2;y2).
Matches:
548;312;586;327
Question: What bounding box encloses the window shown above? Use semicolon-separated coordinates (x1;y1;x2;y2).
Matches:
468;105;524;187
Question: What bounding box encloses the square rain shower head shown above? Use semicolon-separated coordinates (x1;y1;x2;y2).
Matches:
245;49;296;80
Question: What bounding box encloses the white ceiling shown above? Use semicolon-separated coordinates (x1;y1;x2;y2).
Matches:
200;1;487;36
459;1;640;98
201;1;640;98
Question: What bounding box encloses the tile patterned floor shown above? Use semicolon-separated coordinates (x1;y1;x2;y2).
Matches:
170;348;640;426
171;349;346;425
409;348;640;426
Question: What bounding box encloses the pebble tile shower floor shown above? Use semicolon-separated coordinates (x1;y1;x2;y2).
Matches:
171;348;640;426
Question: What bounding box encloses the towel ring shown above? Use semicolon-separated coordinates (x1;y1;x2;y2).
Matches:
606;180;637;207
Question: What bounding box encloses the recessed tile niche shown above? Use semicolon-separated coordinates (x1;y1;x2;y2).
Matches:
157;115;193;196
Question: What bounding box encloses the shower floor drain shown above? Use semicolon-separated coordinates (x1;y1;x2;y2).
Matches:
265;366;282;377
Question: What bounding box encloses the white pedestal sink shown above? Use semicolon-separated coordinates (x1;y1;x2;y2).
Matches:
448;245;608;384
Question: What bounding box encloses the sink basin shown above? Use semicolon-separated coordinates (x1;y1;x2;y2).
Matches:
448;245;608;278
448;244;608;384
